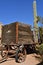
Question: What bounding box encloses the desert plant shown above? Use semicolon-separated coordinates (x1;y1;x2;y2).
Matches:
38;44;43;61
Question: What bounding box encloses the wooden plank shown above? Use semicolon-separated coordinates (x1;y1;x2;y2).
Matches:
15;22;18;44
1;23;16;44
1;22;34;45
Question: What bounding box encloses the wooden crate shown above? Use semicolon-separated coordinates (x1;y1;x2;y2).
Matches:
1;22;34;45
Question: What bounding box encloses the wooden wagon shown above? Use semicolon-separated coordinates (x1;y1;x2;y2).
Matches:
0;22;35;62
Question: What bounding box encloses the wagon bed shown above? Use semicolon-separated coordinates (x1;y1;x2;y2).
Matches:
1;22;34;45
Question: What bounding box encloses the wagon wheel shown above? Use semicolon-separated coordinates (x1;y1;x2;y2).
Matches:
11;45;18;51
1;45;8;60
16;48;26;63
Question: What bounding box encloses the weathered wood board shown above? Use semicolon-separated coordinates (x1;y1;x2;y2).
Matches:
1;22;34;45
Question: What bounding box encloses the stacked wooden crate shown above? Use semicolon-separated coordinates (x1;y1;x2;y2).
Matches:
1;22;34;45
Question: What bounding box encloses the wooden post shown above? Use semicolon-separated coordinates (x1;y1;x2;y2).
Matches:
0;23;3;45
16;22;18;44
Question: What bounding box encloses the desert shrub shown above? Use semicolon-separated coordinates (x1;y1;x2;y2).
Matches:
38;44;43;61
38;44;43;55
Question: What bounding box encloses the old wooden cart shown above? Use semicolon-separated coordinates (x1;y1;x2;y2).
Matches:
0;22;35;63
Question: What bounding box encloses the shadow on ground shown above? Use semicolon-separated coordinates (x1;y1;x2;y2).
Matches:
37;61;43;65
26;46;36;54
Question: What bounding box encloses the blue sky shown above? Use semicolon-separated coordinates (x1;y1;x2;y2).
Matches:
0;0;43;26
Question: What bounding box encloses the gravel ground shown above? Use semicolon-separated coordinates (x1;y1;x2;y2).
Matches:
0;53;42;65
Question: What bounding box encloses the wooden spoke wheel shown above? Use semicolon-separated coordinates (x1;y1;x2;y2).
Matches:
1;46;8;60
16;48;26;63
11;45;18;51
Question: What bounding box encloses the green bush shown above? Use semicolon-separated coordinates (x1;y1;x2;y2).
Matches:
36;43;43;61
38;44;43;55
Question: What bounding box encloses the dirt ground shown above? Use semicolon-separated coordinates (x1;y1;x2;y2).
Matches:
0;53;42;65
